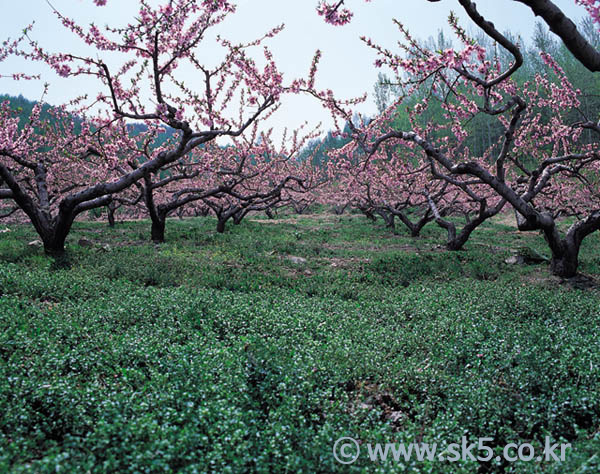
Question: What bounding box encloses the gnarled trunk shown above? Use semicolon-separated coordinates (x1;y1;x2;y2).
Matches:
151;216;166;243
333;203;348;215
550;250;579;279
542;225;581;279
143;176;167;243
233;208;247;225
107;203;116;227
395;210;432;237
216;218;227;233
359;206;376;222
537;210;600;278
375;209;395;229
427;195;506;251
42;235;68;257
444;217;486;251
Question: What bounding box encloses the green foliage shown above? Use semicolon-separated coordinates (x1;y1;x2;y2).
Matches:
0;215;599;472
359;21;600;167
0;94;82;136
297;124;353;167
0;95;177;152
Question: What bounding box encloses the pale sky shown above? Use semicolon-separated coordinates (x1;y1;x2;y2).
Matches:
0;0;588;139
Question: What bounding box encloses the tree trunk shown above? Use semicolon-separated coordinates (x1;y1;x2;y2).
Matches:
445;211;497;251
387;214;395;229
359;207;376;221
376;209;395;229
412;214;433;237
293;203;309;214
544;230;581;279
550;250;579;278
151;216;166;243
395;211;432;237
107;205;116;228
446;235;466;251
43;237;67;257
445;218;484;251
334;203;348;215
233;209;246;225
216;218;226;233
40;210;78;256
143;177;167;243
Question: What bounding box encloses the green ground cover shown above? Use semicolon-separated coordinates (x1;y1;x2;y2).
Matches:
0;214;599;472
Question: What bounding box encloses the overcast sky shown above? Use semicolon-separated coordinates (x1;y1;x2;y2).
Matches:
0;0;588;139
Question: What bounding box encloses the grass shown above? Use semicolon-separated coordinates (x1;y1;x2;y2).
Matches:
0;213;599;472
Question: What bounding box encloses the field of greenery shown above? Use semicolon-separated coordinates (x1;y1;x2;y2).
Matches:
1;213;599;473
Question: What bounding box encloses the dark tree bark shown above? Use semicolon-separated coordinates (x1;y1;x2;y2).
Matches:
394;210;433;237
425;190;507;251
142;175;168;243
233;208;250;225
375;208;395;229
107;201;117;228
440;213;492;251
357;204;376;222
216;217;227;233
291;199;312;215
516;210;600;278
107;210;116;228
151;216;167;243
333;203;349;215
195;206;210;217
512;0;600;72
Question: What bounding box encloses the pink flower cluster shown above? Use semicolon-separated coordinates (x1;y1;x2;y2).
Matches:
575;0;600;25
316;1;354;26
315;0;373;26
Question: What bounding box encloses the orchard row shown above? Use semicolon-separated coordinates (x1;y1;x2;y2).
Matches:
1;0;600;279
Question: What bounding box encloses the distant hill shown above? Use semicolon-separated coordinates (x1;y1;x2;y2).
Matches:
1;94;349;167
0;94;177;146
